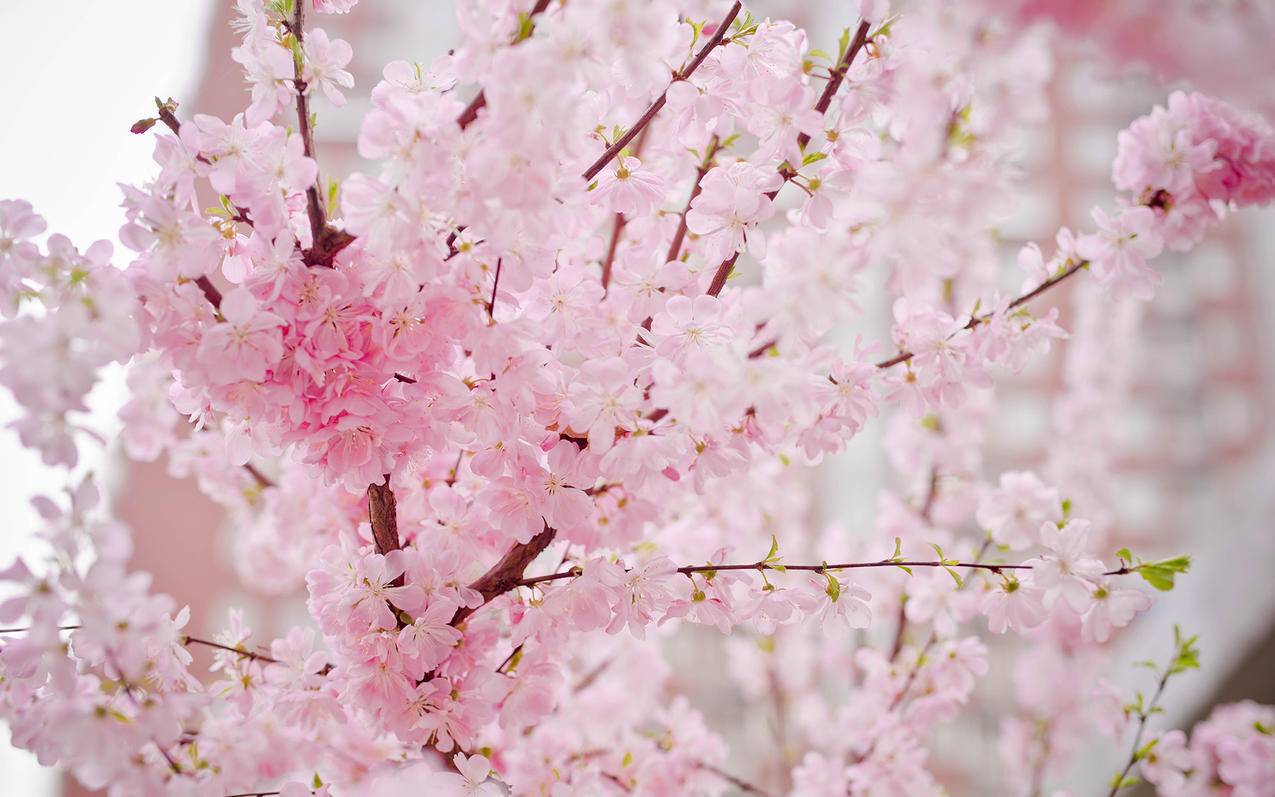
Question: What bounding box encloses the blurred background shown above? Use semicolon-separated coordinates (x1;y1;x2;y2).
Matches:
1;1;1272;794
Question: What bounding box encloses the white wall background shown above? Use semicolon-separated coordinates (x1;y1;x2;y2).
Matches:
0;2;214;792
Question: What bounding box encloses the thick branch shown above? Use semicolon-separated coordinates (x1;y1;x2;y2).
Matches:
451;525;557;626
367;478;402;557
580;1;742;182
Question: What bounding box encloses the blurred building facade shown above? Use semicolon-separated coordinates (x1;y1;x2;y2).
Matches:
54;3;1275;795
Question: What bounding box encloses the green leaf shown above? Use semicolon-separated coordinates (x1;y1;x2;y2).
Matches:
1116;547;1133;563
801;151;828;167
1136;555;1191;591
891;537;903;561
1168;625;1200;675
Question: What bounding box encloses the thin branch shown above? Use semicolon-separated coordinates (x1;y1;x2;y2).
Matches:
580;1;742;182
243;462;274;489
874;260;1088;369
699;762;775;797
456;0;554;129
666;135;722;265
599;127;652;291
704;19;871;298
289;1;325;254
600;213;627;293
487;257;504;320
1106;669;1173;797
183;635;279;664
0;624;80;634
517;557;1036;588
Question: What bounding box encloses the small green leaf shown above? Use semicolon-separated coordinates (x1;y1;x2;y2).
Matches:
1136;555;1191;591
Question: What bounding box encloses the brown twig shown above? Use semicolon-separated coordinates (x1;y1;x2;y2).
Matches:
699;762;775;797
488;257;504;320
456;0;554;130
450;525;558;626
286;1;355;268
183;635;280;664
580;2;742;182
665;135;723;265
704;19;871;298
517;557;1033;588
874;260;1088;369
367;478;404;586
243;462;274;489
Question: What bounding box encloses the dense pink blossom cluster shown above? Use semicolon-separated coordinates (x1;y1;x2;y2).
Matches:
2;0;1274;795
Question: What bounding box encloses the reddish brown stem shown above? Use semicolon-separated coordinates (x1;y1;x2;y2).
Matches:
666;135;722;265
704;19;871;297
183;635;279;664
456;0;554;130
450;526;558;626
580;2;742;182
488;257;504;320
367;478;401;555
874;260;1088;369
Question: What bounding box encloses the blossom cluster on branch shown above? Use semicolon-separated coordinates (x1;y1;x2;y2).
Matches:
1;0;1274;795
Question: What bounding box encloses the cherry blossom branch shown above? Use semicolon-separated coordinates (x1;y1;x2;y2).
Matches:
288;0;323;248
2;626;280;666
874;259;1088;369
366;477;406;589
488;257;504;320
600;127;651;291
456;0;554;130
517;557;1036;588
450;525;558;626
891;467;940;659
580;1;742;182
699;762;775;797
1107;671;1171;795
142;100;254;230
182;635;280;664
600;213;627;292
285;1;354;268
243;462;275;489
1105;629;1198;795
195;276;223;310
705;19;872;297
666;135;723;264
